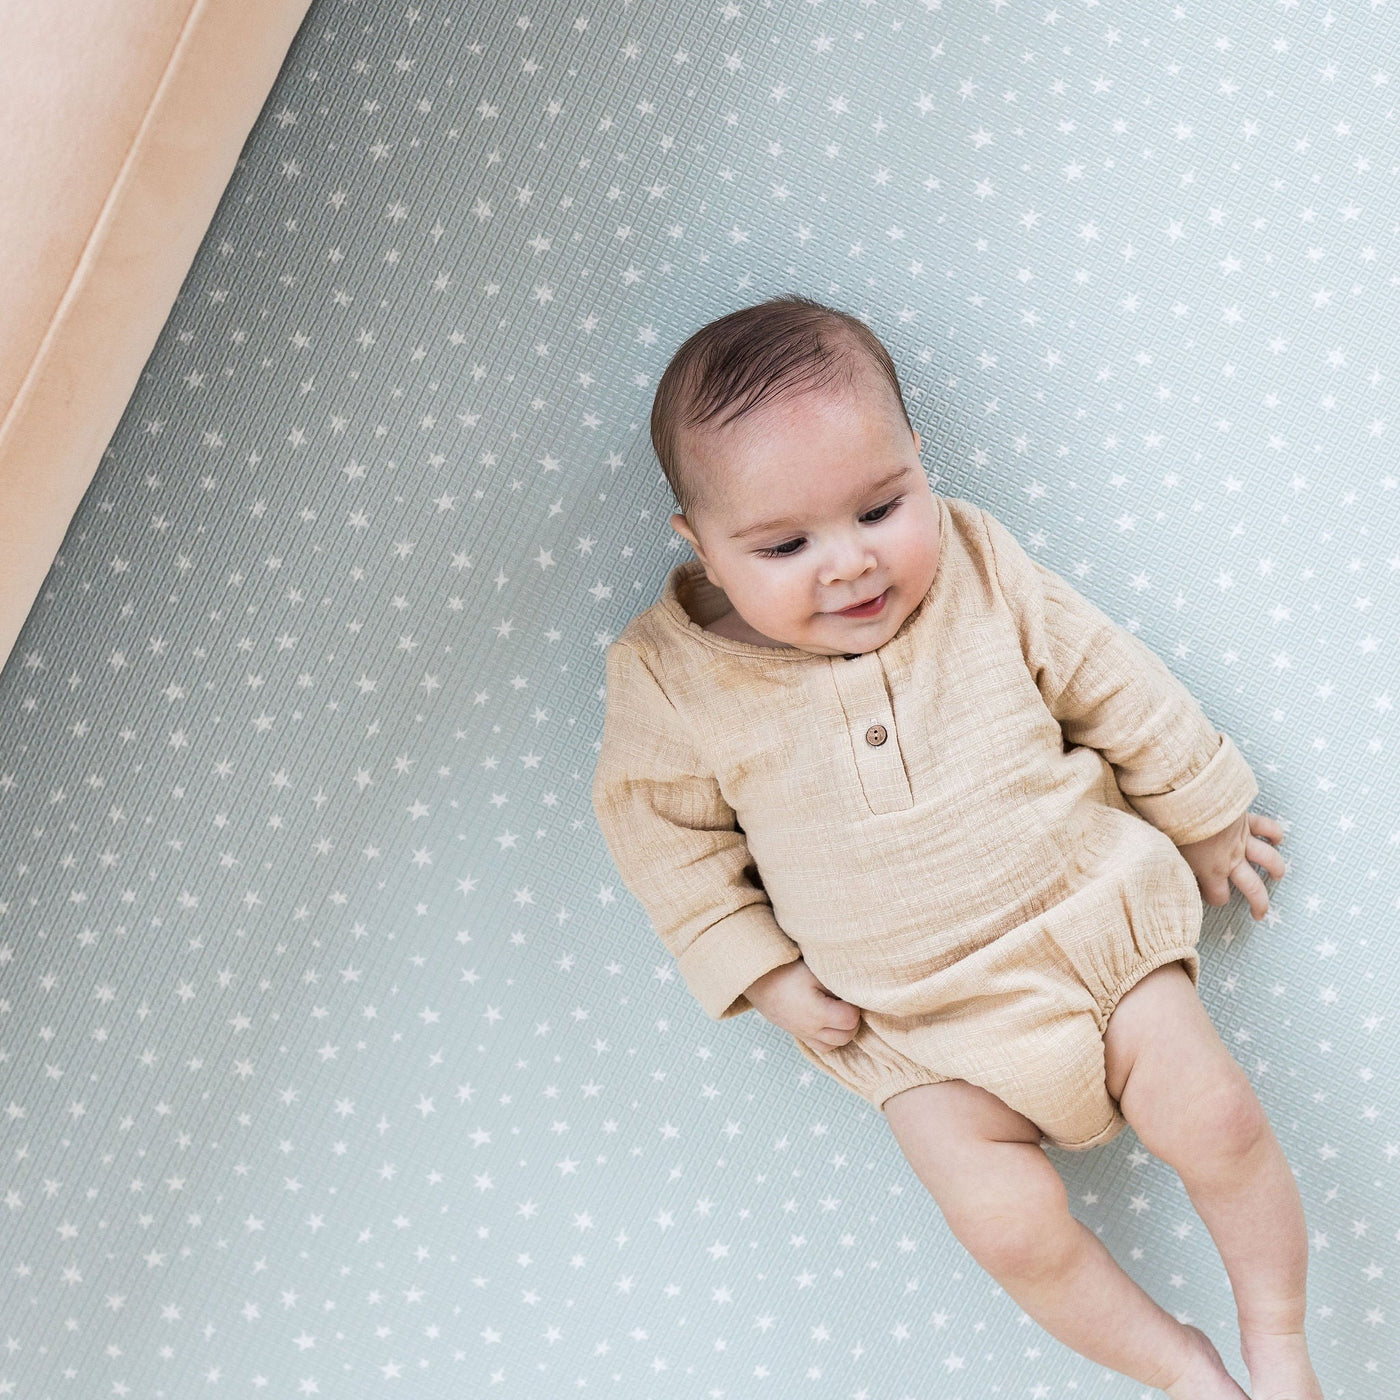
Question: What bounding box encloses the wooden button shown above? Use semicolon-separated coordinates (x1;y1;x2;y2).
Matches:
864;723;887;747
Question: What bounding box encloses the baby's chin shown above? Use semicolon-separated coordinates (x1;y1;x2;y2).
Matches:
795;592;910;654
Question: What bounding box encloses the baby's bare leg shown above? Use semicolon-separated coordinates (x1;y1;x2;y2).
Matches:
883;1080;1246;1397
1105;962;1323;1400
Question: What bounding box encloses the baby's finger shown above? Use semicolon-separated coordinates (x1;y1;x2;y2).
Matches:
1200;873;1232;908
1246;834;1287;881
1247;812;1286;844
818;995;861;1031
1231;860;1271;921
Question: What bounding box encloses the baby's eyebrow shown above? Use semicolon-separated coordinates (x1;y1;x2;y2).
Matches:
728;465;911;541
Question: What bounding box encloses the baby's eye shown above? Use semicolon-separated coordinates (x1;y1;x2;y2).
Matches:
755;498;903;559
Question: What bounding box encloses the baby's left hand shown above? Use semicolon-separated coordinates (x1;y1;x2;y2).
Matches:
1177;809;1287;921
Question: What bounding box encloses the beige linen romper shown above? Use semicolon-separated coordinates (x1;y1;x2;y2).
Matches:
591;494;1259;1151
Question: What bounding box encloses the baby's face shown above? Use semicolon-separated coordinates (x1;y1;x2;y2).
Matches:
669;383;942;656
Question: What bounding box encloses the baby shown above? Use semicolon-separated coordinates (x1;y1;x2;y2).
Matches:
592;294;1320;1400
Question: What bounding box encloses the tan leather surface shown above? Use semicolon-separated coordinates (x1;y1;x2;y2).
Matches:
0;0;313;674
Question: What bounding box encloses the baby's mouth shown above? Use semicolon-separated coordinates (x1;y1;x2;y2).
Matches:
831;587;889;618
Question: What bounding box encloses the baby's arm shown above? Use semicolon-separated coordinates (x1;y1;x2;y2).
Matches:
591;641;803;1020
979;507;1261;849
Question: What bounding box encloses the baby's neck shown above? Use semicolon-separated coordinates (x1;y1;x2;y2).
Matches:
704;608;785;649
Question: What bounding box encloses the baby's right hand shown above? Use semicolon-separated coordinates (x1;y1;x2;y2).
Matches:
745;958;862;1054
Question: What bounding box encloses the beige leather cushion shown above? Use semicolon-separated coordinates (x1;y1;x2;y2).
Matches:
0;0;313;674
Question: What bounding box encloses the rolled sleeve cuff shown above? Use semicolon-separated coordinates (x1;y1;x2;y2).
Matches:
676;905;804;1021
1125;730;1260;847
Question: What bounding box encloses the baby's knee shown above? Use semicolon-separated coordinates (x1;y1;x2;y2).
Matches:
1178;1074;1270;1168
942;1146;1072;1278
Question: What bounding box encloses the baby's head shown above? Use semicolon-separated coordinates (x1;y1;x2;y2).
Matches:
651;294;942;657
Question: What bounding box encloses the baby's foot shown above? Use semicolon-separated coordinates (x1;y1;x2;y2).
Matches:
1163;1324;1250;1400
1239;1328;1325;1400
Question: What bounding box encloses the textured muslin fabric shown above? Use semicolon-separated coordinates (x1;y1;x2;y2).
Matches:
591;494;1260;1150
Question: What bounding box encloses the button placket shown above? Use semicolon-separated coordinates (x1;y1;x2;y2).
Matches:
829;652;912;813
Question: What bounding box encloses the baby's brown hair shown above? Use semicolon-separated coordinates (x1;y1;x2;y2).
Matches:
650;293;914;522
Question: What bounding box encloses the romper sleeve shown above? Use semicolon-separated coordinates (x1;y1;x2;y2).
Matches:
979;508;1259;847
591;640;804;1020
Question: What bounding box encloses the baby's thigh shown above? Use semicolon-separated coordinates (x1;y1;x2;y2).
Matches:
1104;961;1267;1165
883;1080;1069;1256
